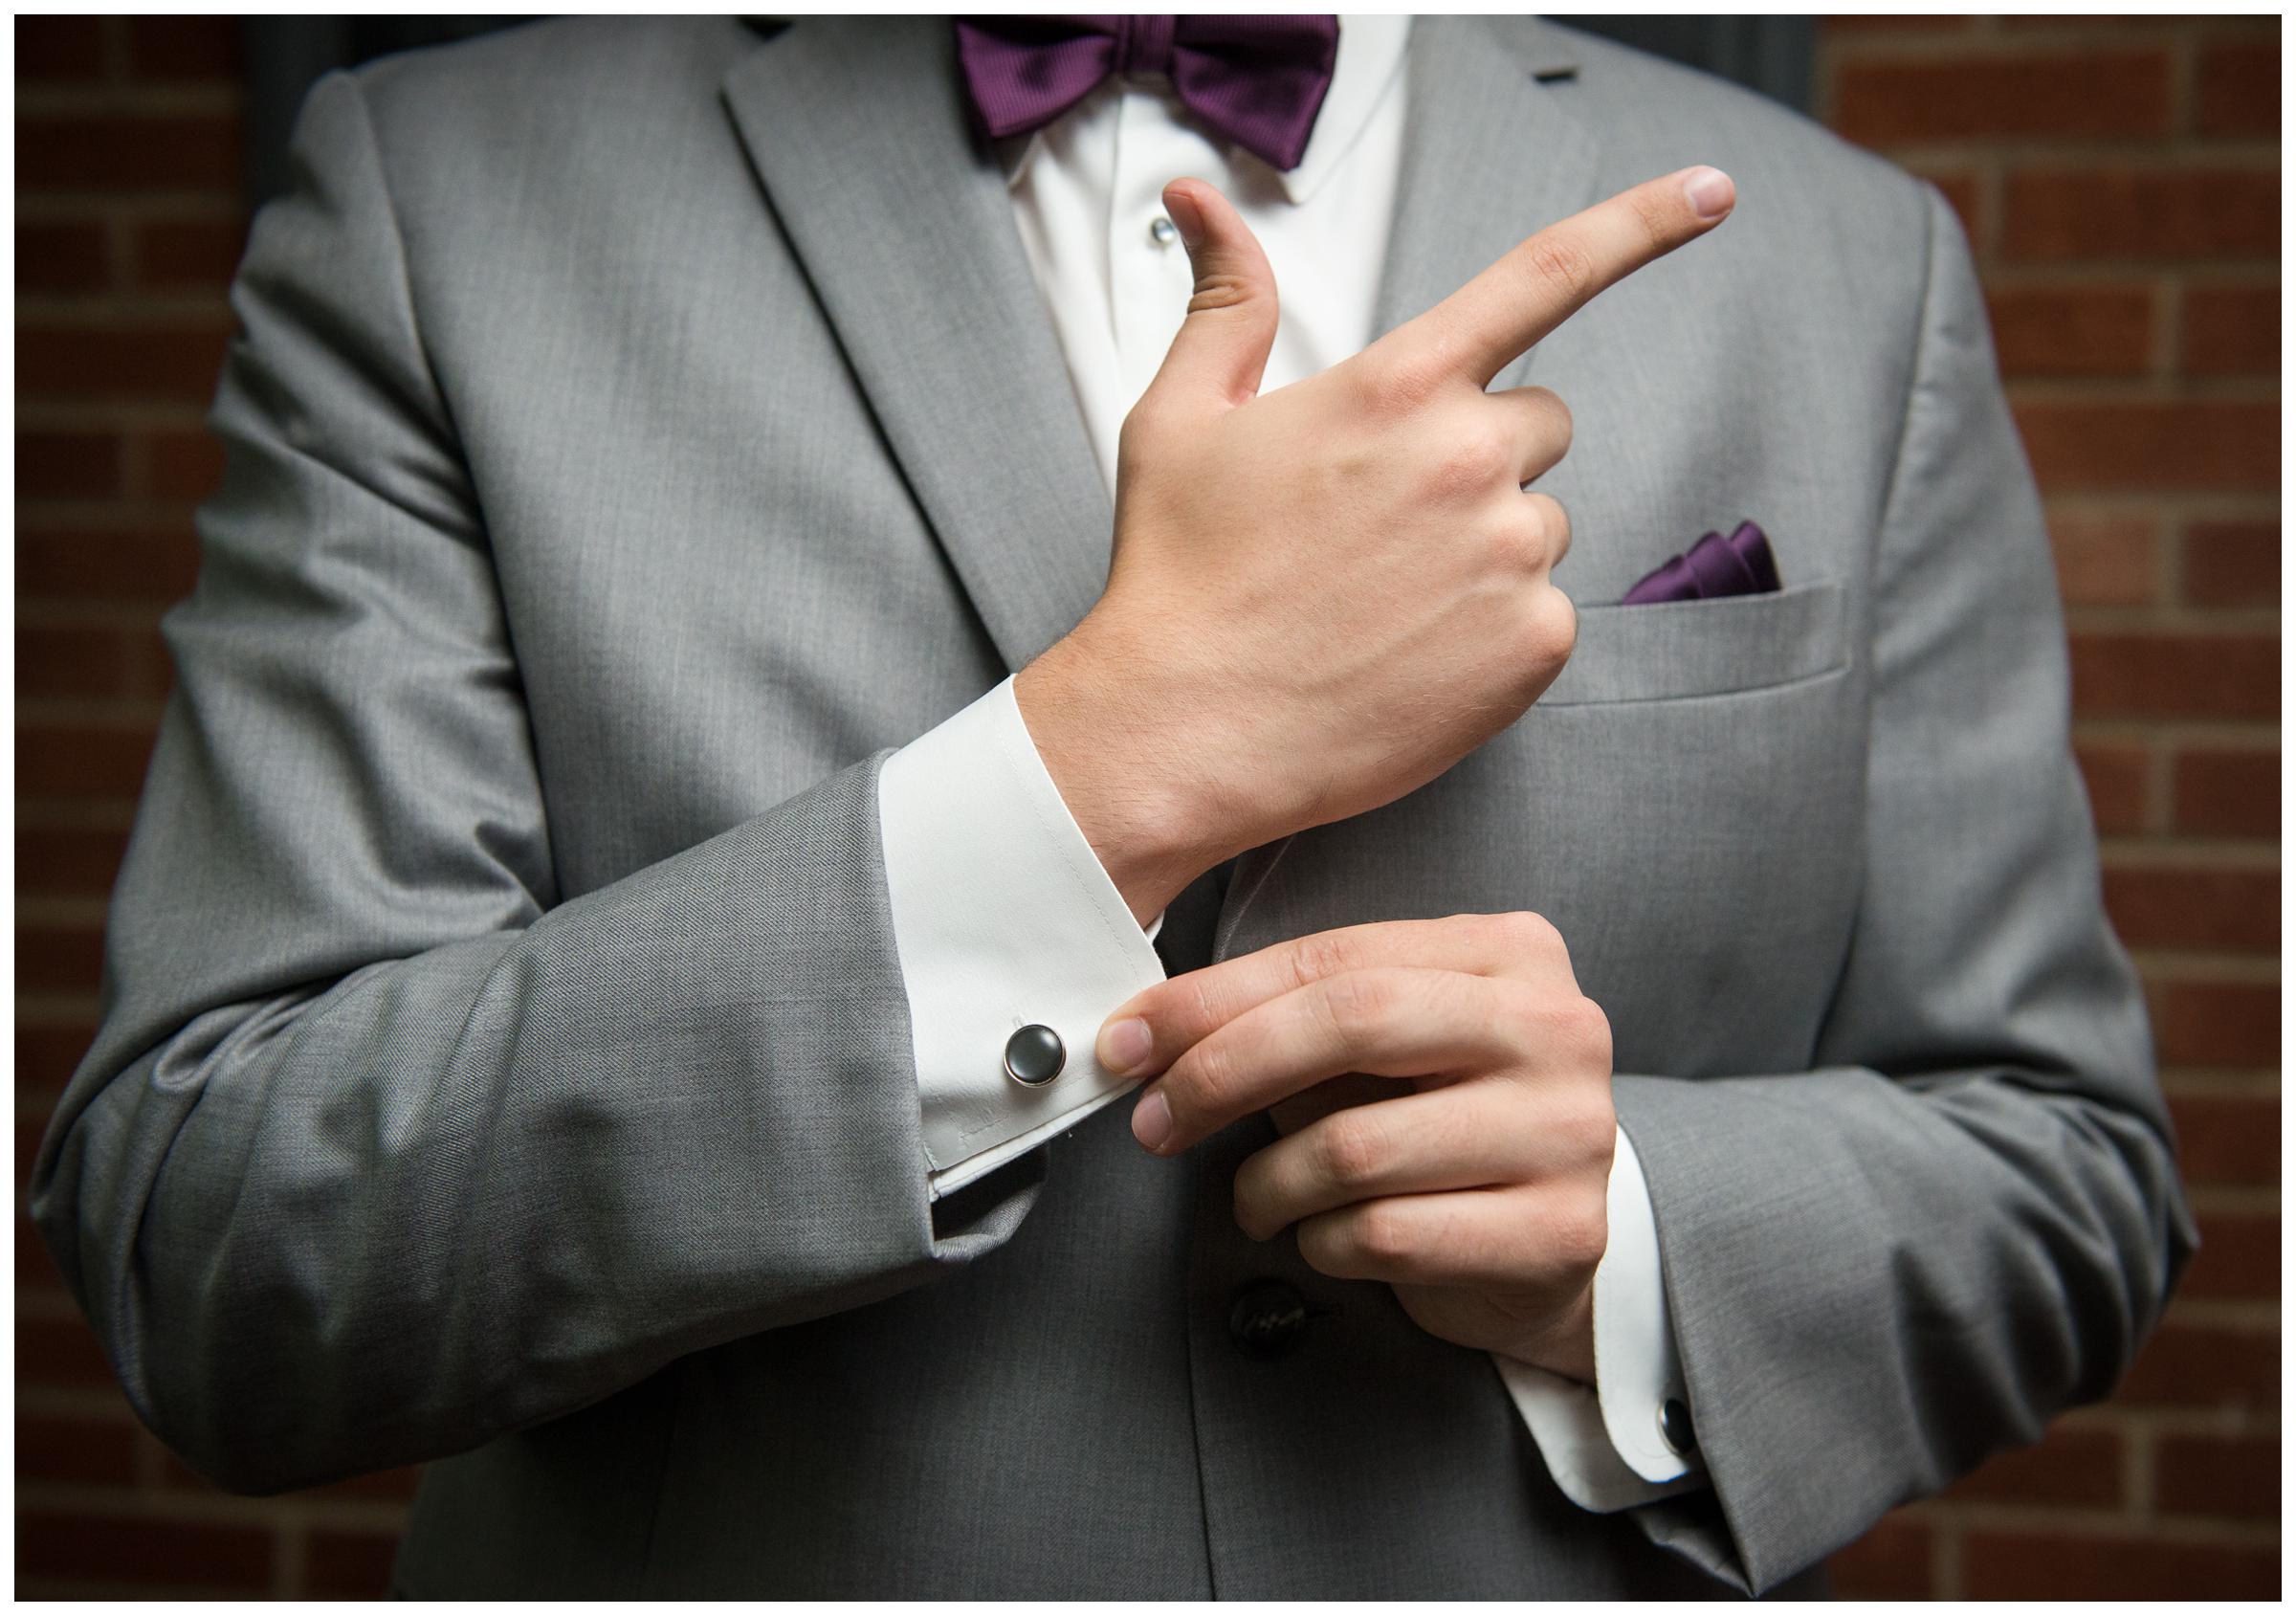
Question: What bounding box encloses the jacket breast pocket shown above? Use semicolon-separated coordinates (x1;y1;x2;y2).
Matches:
1540;579;1848;706
1218;575;1868;1080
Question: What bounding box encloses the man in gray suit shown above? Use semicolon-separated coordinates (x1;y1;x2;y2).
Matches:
32;14;2195;1599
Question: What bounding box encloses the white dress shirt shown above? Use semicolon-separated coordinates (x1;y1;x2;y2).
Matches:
875;15;1705;1512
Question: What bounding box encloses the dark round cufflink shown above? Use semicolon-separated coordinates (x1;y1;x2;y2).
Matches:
1002;1024;1066;1087
1659;1396;1697;1455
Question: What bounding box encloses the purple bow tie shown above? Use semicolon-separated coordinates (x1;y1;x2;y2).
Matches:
1622;521;1781;605
954;15;1340;173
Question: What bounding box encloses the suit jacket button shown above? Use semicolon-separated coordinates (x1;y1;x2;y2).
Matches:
1003;1024;1065;1086
1228;1280;1308;1360
1660;1396;1697;1455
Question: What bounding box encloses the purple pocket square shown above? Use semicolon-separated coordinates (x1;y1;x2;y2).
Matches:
1621;520;1781;605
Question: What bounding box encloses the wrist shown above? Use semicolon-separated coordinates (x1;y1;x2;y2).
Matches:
1514;1284;1599;1387
1015;621;1239;922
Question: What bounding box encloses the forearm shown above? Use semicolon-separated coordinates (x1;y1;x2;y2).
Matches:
33;753;1024;1494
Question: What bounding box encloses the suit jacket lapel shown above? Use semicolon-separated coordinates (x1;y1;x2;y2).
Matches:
1216;16;1603;963
1371;16;1601;365
721;16;1112;675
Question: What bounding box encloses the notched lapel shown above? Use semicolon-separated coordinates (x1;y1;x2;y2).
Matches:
720;16;1113;675
1217;17;1604;963
1370;16;1601;358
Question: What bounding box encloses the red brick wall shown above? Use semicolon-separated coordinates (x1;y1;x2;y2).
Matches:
17;15;416;1599
13;12;2280;1600
1816;13;2280;1600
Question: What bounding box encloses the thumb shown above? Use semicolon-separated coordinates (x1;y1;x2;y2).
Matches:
1145;178;1279;411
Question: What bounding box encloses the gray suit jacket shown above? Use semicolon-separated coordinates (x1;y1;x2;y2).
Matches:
31;14;2197;1600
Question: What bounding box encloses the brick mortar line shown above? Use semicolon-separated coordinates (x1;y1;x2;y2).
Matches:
18;504;231;526
19;897;124;925
1898;1498;2280;1545
18;697;170;721
18;1288;89;1320
15;402;223;428
2072;717;2285;743
1978;262;2283;289
14;1481;412;1533
1858;139;2278;167
14;1386;137;1419
1821;21;2275;61
18;196;248;221
17;86;243;116
2183;1184;2282;1214
16;601;175;628
17;1583;285;1603
2167;22;2200;142
18;300;238;325
2051;490;2284;519
2127;954;2281;984
2159;1295;2282;1327
1933;1520;1964;1603
15;803;147;830
2157;1069;2286;1096
273;1518;306;1601
17;995;107;1021
2062;606;2281;631
2154;261;2184;384
2096;839;2283;866
2129;1406;2285;1439
15;188;252;210
2095;840;2282;867
2006;376;2281;402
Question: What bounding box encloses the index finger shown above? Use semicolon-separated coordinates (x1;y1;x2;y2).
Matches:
1095;913;1565;1079
1382;165;1735;388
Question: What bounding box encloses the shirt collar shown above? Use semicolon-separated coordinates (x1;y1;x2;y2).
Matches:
997;15;1413;205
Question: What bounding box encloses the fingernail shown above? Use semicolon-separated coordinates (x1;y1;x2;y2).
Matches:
1098;1016;1153;1075
1131;1089;1173;1152
1683;166;1734;221
1163;188;1205;250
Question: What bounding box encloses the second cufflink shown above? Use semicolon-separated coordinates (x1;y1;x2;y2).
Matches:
1003;1024;1066;1087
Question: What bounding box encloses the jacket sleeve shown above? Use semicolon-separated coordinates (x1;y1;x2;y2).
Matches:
1605;182;2200;1594
27;67;1039;1495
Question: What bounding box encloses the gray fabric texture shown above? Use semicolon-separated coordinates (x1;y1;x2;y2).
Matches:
30;13;2194;1600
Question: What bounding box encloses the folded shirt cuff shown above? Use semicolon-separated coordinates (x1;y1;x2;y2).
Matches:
877;675;1168;1198
1493;1124;1710;1509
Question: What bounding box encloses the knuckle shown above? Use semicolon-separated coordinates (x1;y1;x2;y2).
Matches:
1287;928;1359;992
1187;271;1259;315
1631;188;1678;254
1352;1202;1414;1265
1489;507;1549;573
1491;909;1564;961
1430;419;1513;495
1315;969;1394;1049
1354;345;1445;416
1513;494;1570;569
1172;972;1225;1046
1319;1108;1387;1189
1177;1037;1238;1117
1528;387;1575;453
1541;496;1575;564
1515;584;1578;671
1554;1202;1611;1275
1566;995;1614;1073
1295;1214;1348;1276
1524;235;1596;304
1117;403;1170;465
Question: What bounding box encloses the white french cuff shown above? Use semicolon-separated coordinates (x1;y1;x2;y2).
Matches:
1492;1124;1710;1512
878;675;1168;1199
